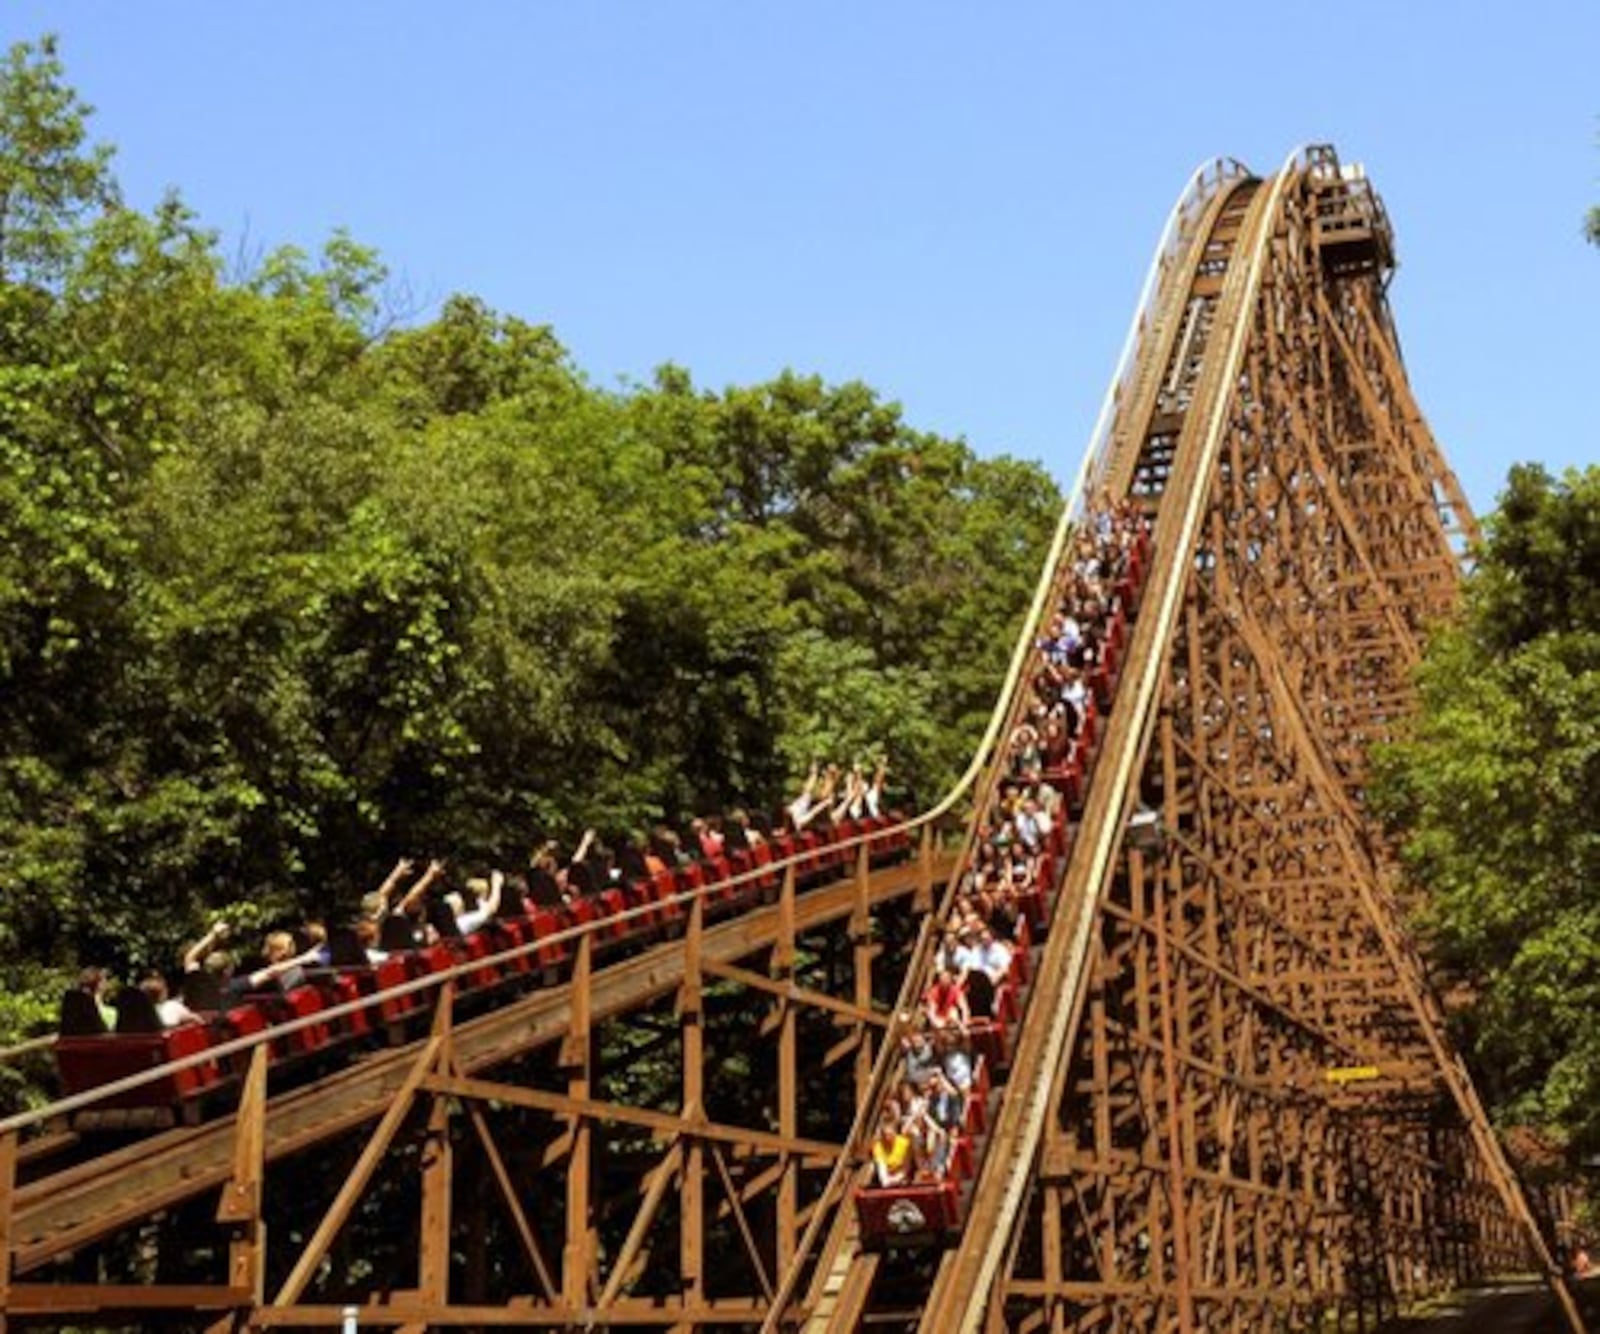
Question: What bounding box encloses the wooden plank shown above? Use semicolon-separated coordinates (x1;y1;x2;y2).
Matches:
273;1021;446;1306
700;958;889;1028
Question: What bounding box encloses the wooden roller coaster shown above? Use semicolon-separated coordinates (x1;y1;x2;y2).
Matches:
0;144;1580;1334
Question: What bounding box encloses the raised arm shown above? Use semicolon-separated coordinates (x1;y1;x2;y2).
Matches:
182;920;230;972
572;829;596;867
831;766;865;822
245;945;322;992
866;758;887;818
398;858;446;916
370;857;416;917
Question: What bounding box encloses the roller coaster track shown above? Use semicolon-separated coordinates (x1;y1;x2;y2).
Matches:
0;146;1579;1334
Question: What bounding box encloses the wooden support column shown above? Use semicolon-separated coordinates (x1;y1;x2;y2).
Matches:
852;841;876;1105
209;1045;268;1334
1042;1180;1065;1334
0;1129;16;1334
775;860;799;1274
678;896;707;1331
417;1072;454;1310
914;822;936;914
1143;835;1196;1334
396;989;457;1334
274;999;452;1309
562;933;595;1309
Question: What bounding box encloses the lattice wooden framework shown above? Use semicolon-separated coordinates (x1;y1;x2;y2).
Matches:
901;148;1577;1334
0;146;1577;1334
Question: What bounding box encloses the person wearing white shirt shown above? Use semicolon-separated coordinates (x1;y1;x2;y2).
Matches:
450;870;504;936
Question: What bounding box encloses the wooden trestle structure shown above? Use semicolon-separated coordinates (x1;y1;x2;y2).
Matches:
0;145;1582;1333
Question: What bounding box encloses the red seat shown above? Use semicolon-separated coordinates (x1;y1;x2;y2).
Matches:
529;908;569;966
1107;605;1127;657
723;848;756;904
1045;754;1083;810
856;1180;961;1243
454;933;501;989
1090;660;1112;709
750;841;778;892
797;830;824;879
56;1025;219;1110
592;887;628;940
1078;698;1098;751
273;985;330;1056
647;869;682;922
374;956;422;1023
414;942;457;977
490;918;536;975
1016;883;1046;933
1009;937;1031;986
320;972;372;1039
624;879;660;931
949;1133;975;1180
832;820;859;871
702;854;733;903
964;1086;987;1136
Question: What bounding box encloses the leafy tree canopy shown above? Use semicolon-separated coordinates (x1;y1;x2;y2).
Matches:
0;38;1061;1106
1374;464;1600;1153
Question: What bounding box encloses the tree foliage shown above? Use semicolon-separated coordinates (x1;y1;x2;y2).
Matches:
1374;464;1600;1152
0;39;1060;1096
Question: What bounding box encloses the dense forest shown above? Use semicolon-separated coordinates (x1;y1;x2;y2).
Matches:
0;38;1060;1099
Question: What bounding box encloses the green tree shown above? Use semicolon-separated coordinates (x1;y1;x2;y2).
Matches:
1374;464;1600;1151
0;41;1063;1114
0;35;116;285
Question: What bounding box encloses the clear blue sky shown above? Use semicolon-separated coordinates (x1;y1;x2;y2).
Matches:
6;2;1596;513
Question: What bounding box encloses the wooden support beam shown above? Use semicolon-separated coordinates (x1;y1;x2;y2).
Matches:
563;932;595;1309
208;1044;268;1334
273;1009;449;1306
852;840;876;1107
710;1142;774;1302
417;1074;842;1162
416;1069;454;1310
776;858;800;1277
596;1141;686;1310
457;1075;559;1301
6;1283;258;1316
252;1298;771;1326
0;1130;15;1334
701;958;889;1029
678;896;706;1334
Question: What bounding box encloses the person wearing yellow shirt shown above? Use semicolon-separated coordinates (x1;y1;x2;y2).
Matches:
871;1120;913;1187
